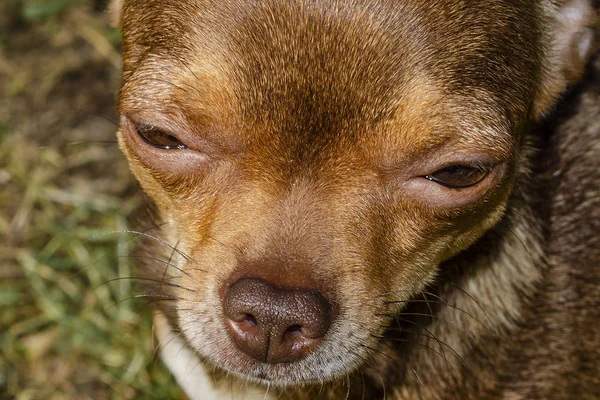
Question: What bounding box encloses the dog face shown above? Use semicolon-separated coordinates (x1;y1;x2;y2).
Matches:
115;0;595;386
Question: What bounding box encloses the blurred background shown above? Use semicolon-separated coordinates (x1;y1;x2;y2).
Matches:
0;1;184;398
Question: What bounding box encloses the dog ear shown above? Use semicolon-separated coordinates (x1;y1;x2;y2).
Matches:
534;0;597;118
108;0;123;28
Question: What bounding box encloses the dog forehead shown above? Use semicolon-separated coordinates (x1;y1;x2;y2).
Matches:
121;0;541;156
222;0;542;119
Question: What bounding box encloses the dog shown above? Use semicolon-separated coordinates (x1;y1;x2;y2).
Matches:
110;0;599;398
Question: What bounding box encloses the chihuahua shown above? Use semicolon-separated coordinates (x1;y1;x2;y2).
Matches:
110;0;599;399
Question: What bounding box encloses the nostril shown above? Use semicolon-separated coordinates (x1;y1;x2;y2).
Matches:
285;324;303;338
235;313;259;334
243;313;257;327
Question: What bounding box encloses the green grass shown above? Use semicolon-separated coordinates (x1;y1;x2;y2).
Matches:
0;1;185;398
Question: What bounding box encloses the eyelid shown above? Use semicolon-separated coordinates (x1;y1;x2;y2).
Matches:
431;159;494;171
135;124;189;150
119;117;211;172
423;165;491;189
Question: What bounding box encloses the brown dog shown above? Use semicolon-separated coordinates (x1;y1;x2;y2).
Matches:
110;0;599;399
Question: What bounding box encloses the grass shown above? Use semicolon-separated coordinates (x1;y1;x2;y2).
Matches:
0;1;185;398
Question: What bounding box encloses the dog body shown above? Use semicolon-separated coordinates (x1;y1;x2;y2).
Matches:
112;0;599;398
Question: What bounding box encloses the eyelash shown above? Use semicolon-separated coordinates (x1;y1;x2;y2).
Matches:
136;125;188;150
424;165;490;189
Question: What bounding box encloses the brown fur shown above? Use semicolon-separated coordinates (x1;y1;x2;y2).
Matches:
113;1;599;399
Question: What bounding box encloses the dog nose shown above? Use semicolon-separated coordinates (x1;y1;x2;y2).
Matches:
222;277;332;363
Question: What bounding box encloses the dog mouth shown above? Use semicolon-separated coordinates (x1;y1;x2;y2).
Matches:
177;274;393;386
204;321;375;386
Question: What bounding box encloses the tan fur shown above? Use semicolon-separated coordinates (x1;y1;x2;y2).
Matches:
107;0;122;27
113;0;599;399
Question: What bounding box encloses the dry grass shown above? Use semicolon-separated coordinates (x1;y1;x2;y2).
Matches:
0;1;184;398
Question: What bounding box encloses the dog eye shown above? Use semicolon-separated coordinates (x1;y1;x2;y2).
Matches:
424;165;489;188
136;125;188;150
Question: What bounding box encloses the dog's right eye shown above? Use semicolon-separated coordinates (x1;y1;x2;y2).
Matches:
424;165;489;189
136;125;188;150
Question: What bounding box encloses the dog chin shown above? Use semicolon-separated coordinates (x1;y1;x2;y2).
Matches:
186;328;365;386
179;304;380;386
219;361;346;387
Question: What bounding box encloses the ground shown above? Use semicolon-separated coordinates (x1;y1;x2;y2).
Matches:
0;1;185;398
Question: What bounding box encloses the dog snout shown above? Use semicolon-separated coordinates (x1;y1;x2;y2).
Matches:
222;277;332;364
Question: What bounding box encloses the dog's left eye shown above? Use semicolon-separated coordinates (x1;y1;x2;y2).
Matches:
425;165;489;188
136;125;188;150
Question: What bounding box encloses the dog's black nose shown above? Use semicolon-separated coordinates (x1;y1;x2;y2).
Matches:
222;277;332;363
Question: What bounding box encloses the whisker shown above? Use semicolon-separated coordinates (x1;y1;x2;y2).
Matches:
419;290;492;334
446;283;494;326
107;229;194;262
107;293;180;309
70;107;119;127
97;276;196;293
506;227;532;256
394;317;472;375
152;327;184;366
157;239;181;296
376;312;465;330
385;291;492;334
123;229;192;261
133;220;170;234
351;350;386;400
360;368;366;400
203;235;240;257
345;372;351;400
370;332;458;377
73;224;187;283
263;381;271;400
120;255;192;278
360;343;397;364
420;291;453;380
412;367;424;387
62;140;119;147
376;288;492;332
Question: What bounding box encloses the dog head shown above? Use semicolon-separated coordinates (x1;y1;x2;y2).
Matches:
113;0;596;386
